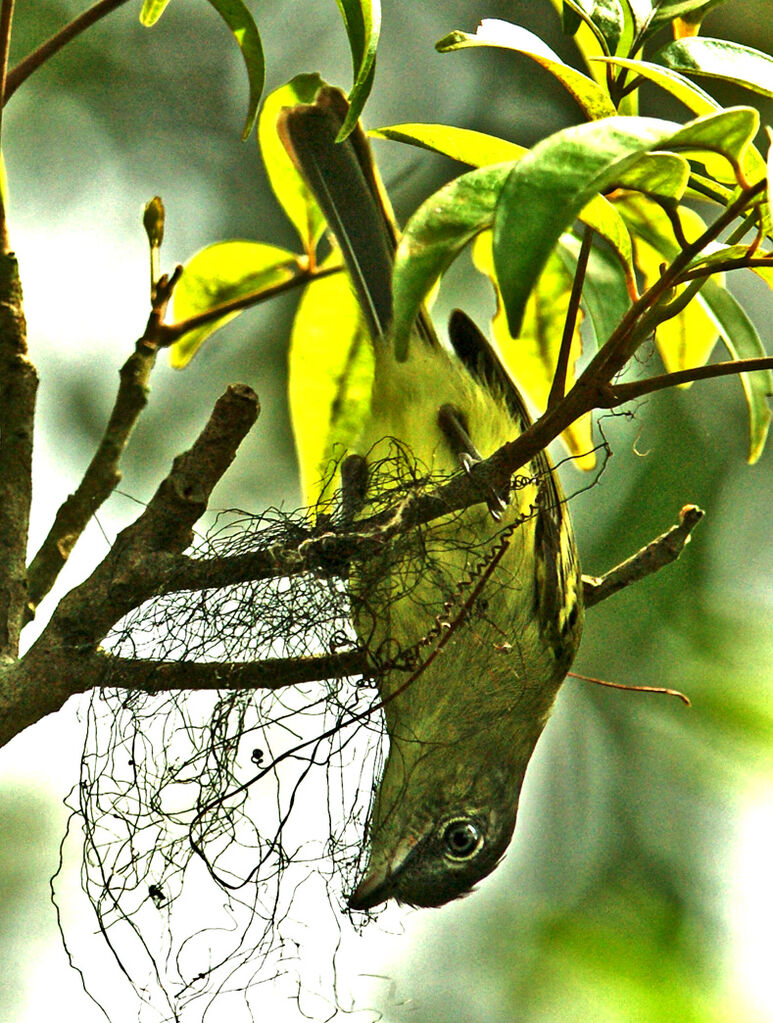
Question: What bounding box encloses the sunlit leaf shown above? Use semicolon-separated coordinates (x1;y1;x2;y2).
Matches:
258;74;328;255
472;233;595;468
288;258;373;506
437;20;617;121
546;0;609;86
139;0;171;24
591;56;720;116
369;123;526;167
170;241;299;368
493;109;759;338
656;38;773;99
334;0;380;138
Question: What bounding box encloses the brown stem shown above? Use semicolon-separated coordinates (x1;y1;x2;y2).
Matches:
583;505;704;608
4;0;132;104
549;224;592;409
154;262;342;347
599;357;773;405
0;252;35;658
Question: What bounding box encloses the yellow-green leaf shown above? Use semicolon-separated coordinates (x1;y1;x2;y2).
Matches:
171;241;298;368
334;0;380;138
369;124;526;167
437;20;616;121
288;260;374;507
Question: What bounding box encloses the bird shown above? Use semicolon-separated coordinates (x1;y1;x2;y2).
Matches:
278;86;583;910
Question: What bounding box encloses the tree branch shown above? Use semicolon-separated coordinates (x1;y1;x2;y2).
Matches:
87;647;372;694
4;0;132;104
583;505;704;608
0;384;259;749
0;252;36;658
595;357;773;405
26;337;158;615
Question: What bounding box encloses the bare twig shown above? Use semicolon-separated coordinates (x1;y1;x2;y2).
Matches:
0;253;36;658
87;647;372;694
4;0;132;104
26;338;158;615
596;357;773;405
548;224;591;409
583;505;704;608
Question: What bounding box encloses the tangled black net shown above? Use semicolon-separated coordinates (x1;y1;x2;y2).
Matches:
63;445;549;1022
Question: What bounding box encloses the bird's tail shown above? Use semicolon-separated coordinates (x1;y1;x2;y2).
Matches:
277;86;435;348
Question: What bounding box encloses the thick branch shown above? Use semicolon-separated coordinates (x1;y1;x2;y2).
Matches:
0;384;259;749
26;338;158;614
583;505;704;608
87;647;372;693
0;252;36;658
597;357;773;405
4;0;132;104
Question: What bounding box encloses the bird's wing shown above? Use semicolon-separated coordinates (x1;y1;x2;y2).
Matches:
447;309;581;651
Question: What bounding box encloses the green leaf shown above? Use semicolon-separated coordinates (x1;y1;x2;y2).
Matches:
139;0;171;24
698;282;772;463
473;233;596;468
437;20;617;121
334;0;380;138
647;0;732;31
391;164;513;359
562;0;625;56
258;74;328;255
205;0;264;140
288;260;374;506
655;38;773;99
170;241;299;368
369;123;526;167
591;56;721;115
493;108;759;337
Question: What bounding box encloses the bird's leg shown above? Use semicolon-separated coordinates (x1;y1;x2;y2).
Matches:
338;453;369;526
437;404;508;520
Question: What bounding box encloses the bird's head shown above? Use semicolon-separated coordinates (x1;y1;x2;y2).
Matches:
347;744;530;910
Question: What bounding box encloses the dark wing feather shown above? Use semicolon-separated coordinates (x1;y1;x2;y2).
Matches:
447;309;581;658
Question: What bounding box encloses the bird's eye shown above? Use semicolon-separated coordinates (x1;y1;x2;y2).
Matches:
441;818;483;860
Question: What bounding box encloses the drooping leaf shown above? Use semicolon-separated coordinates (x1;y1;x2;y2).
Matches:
437;20;617;121
647;0;732;32
205;0;264;139
369;123;526;167
334;0;380;138
472;233;595;468
258;74;328;256
170;241;299;368
546;0;610;86
655;37;773;99
493;108;759;338
591;56;720;116
139;0;264;138
288;258;373;506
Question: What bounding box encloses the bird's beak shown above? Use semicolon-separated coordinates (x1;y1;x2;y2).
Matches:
347;836;416;911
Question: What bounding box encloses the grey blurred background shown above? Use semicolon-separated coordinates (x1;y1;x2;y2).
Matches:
0;1;771;1021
